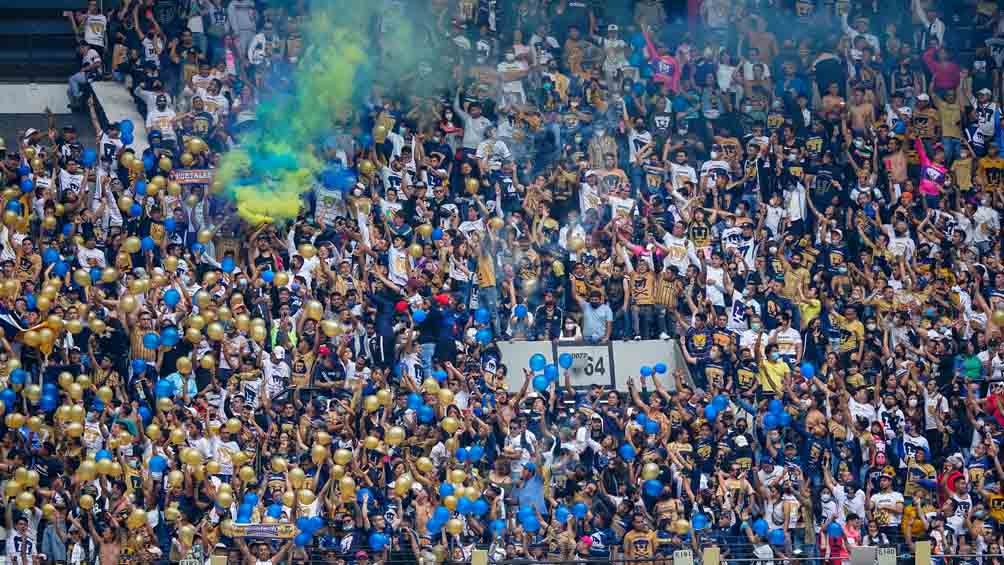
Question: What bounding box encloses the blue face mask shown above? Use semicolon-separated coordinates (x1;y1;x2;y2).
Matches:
770;352;781;361
291;283;300;292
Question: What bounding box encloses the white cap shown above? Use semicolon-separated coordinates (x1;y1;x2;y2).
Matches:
273;345;285;360
898;106;913;116
23;128;38;139
979;88;993;96
916;93;930;101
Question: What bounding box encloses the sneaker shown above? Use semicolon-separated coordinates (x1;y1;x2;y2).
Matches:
633;335;642;341
659;332;670;340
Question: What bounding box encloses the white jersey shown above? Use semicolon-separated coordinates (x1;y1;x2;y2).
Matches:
669;162;698;190
83;14;107;48
145;109;177;140
972;100;999;137
58;169;85;197
98;133;122;170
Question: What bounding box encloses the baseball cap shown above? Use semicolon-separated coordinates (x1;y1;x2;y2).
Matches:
23;128;38;139
916;93;930;101
273;345;286;360
979;88;993;95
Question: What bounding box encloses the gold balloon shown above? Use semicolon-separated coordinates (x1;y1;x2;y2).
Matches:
311;444;328;465
65;319;82;334
97;386;114;403
100;267;118;283
180;152;195;167
36;296;52;312
239;466;256;483
167;181;182;197
274;272;290;287
199;354;216;369
441;416;459;434
320;319;340;337
78;494;94;510
129;157;145;173
2;210;17;227
146;423;161;440
423;377;440;394
76;374;91;389
993;309;1004;327
446;518;464;535
408;243;423;258
41;503;56;519
674;519;691;534
13;467;27;484
42;215;57;230
289;467;306;489
4;480;21;498
250;325;267;343
188;314;207;330
2;279;17;296
23;330;40;347
96;459;112;476
552;260;565;277
225;418;241;433
568;236;585;252
316;431;332;446
333;448;352;465
46;314;64;332
179;524;196;545
197;228;213;244
68;382;83;400
176;357;192;375
304;300;323;321
78;460;97;480
417;224;433;238
363;395;380;413
14;491;34;511
235;314;251;332
488;216;504;231
117;195;134;212
170;427;186;445
385;425;406;446
216;491;233;508
89;318;106;334
281;490;296;507
119;294;139;313
24;385;41;403
330;464;345;480
123;236;141;253
298;243;317;259
449;469;466;484
443;495;458;510
465;177;480;194
438;388;454;406
158;156;173;173
358;159;375;176
194;291;211;309
394;473;413;496
164;505;181;522
416;457;433;473
68;404;85;422
216;306;232;321
642;462;661;480
363;435;380;450
181;448;201;465
164;255;179;272
206;322;225;341
206;460;221;475
271;457;288;473
202;271;218;287
24;147;36;160
338;475;356;496
377;388;393;406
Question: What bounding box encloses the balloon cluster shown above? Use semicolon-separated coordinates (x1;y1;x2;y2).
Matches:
763;398;792;430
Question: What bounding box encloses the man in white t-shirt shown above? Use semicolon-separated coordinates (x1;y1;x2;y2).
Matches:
73;1;107;52
145;95;178;143
496;51;529;108
262;346;292;399
68;43;102;108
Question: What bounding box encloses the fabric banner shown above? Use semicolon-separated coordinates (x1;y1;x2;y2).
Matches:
227;523;297;539
174;169;213;185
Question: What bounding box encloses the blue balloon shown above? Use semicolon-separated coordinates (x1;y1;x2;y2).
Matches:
90;267;102;283
439;484;454;497
558;352;573;368
142;153;154;172
490;519;506;534
544;364;559;382
155;379;174;398
121;131;133;145
768;399;784;414
529;353;547;372
40;394;58;412
163;289;181;307
221;257;235;273
522;515;540;532
635;413;648;426
91;398;105;413
369;532;388;551
0;389;16;410
457;497;473;515
426;518;443;534
476;328;492;344
294;532;311;547
780;412;792;427
243;492;258;506
43;383;58;396
764;412;780;430
148;455;167;473
135;180;147;196
456;448;468;462
356;487;374;505
654;362;668;374
644;420;660;435
693;513;710;531
160;327;180;347
769;529;786;545
618;444;636;461
143;332;160;350
132;359;147;375
164;217;176;232
53;261;68;277
473;498;489;517
555;506;571;524
17;164;29;176
43;248;59;264
434;505;450;522
704;405;719;421
407;392;423;410
138;405;151;424
418;404;434;423
262;270;275;283
800;361;816;378
572;502;588;519
640;365;653;377
191;242;204;254
643;479;663;497
753;518;769;537
141;236;155;252
20;178;33;194
129;202;142;217
514;304;527;318
238;503;253;519
25;294;36;310
62;223;73;237
713;394;729;411
95;449;112;462
432;370;447;382
468;445;484;460
81;148;97;167
267;504;283;518
120;119;134;133
9;369;26;386
475;307;490;324
827;522;843;537
532;375;549;392
412;309;427;323
5;201;19;213
431;228;443;241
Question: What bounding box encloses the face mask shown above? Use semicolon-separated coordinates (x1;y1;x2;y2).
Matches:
594;128;604;137
866;323;877;331
353;188;363;197
505;53;515;62
770;352;781;361
821;494;832;502
750;322;761;332
239;278;248;286
908;398;919;407
709;151;718;159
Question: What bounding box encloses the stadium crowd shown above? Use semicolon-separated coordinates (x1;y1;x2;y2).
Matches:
0;0;1003;562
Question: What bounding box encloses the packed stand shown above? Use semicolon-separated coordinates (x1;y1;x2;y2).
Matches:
1;0;1004;563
